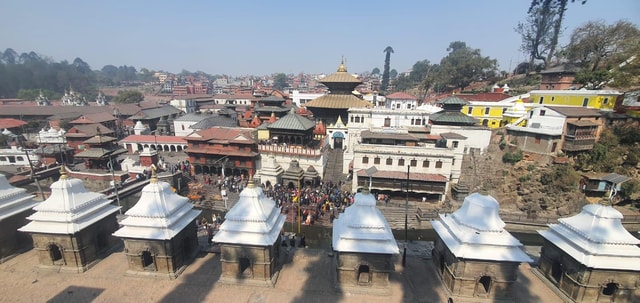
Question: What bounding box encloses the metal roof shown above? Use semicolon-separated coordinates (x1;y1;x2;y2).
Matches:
267;112;316;131
303;94;371;109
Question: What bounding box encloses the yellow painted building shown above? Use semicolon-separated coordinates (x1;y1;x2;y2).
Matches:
460;90;622;129
529;90;622;111
462;102;511;128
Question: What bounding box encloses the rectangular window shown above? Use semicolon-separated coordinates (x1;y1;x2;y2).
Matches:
535;136;541;144
603;98;609;105
386;158;393;165
396;103;401;109
398;159;405;166
410;159;417;167
484;107;490;115
539;97;544;104
452;141;459;148
374;157;380;164
540;110;546;116
435;161;443;168
384;118;391;127
583;98;589;107
362;156;369;164
423;160;429;167
467;107;473;114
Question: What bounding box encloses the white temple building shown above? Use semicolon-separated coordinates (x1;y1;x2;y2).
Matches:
332;188;398;294
0;174;38;262
537;202;640;302
18;167;121;272
431;193;532;301
213;176;286;286
113;169;201;278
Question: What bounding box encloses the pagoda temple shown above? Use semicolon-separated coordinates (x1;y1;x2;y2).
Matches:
430;95;478;126
431;193;532;301
0;174;38;262
537;202;640;302
18;167;121;272
332;188;398;294
304;60;371;148
213;176;286;287
113;169;201;279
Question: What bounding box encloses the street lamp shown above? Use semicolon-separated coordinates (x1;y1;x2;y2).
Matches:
402;165;409;267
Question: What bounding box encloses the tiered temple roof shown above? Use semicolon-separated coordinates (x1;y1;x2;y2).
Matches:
213;177;285;246
18;167;120;234
303;62;371;109
113;171;201;240
432;193;532;262
538;203;640;270
0;174;37;221
332;189;399;254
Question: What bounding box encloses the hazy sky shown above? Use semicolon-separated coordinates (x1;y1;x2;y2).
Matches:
2;0;638;76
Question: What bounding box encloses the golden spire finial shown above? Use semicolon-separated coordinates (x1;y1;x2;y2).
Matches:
247;174;255;188
337;56;347;72
59;165;68;180
150;165;158;183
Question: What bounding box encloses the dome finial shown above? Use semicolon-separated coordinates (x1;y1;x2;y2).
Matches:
337;56;347;72
247;174;255;188
150;165;158;183
59;165;68;180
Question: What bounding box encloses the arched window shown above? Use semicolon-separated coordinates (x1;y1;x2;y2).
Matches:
374;157;380;164
357;264;371;284
398;159;405;166
141;251;154;269
384;117;391;127
239;257;252;276
602;282;618;296
48;244;63;263
386;158;393;165
478;276;491;294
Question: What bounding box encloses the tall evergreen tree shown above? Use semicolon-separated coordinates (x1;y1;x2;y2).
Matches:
381;46;394;91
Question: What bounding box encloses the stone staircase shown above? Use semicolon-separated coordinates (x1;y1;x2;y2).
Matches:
323;148;347;183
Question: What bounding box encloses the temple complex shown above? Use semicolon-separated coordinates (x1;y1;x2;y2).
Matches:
0;174;38;262
213;176;286;287
537;202;640;302
18;167;121;272
113;169;201;279
431;193;532;301
332;187;398;294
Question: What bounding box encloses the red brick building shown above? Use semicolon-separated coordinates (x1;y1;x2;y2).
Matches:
184;127;258;177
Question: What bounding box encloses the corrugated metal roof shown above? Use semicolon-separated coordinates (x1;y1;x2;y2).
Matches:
189;116;238;129
267;113;316;131
547;106;602;117
437;95;469;105
602;173;631;184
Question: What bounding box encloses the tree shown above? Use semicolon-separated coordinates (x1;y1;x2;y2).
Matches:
112;89;143;103
371;67;380;75
381;46;394;91
437;41;498;90
518;0;587;69
272;73;288;90
389;69;398;79
567;20;640;71
566;20;640;89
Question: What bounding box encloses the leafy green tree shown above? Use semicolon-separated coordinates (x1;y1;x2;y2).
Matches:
437;41;498;90
502;149;523;164
112;89;144;103
389;69;398;79
540;164;580;192
371;67;380;75
272;73;289;90
381;46;394;91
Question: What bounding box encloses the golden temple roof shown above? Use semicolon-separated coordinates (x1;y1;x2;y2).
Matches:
303;94;371;109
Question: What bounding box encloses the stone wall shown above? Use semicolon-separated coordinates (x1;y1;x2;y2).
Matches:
0;209;34;262
219;241;280;285
29;214;119;272
432;235;521;300
335;251;393;290
121;220;198;278
539;240;640;303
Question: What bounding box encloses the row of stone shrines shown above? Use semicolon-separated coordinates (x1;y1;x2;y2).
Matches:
2;167;640;302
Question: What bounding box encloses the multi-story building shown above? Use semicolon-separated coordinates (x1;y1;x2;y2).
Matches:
539;64;579;90
385;92;419;110
529;90;622;111
289;90;325;107
506;105;604;154
184;127;258;177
